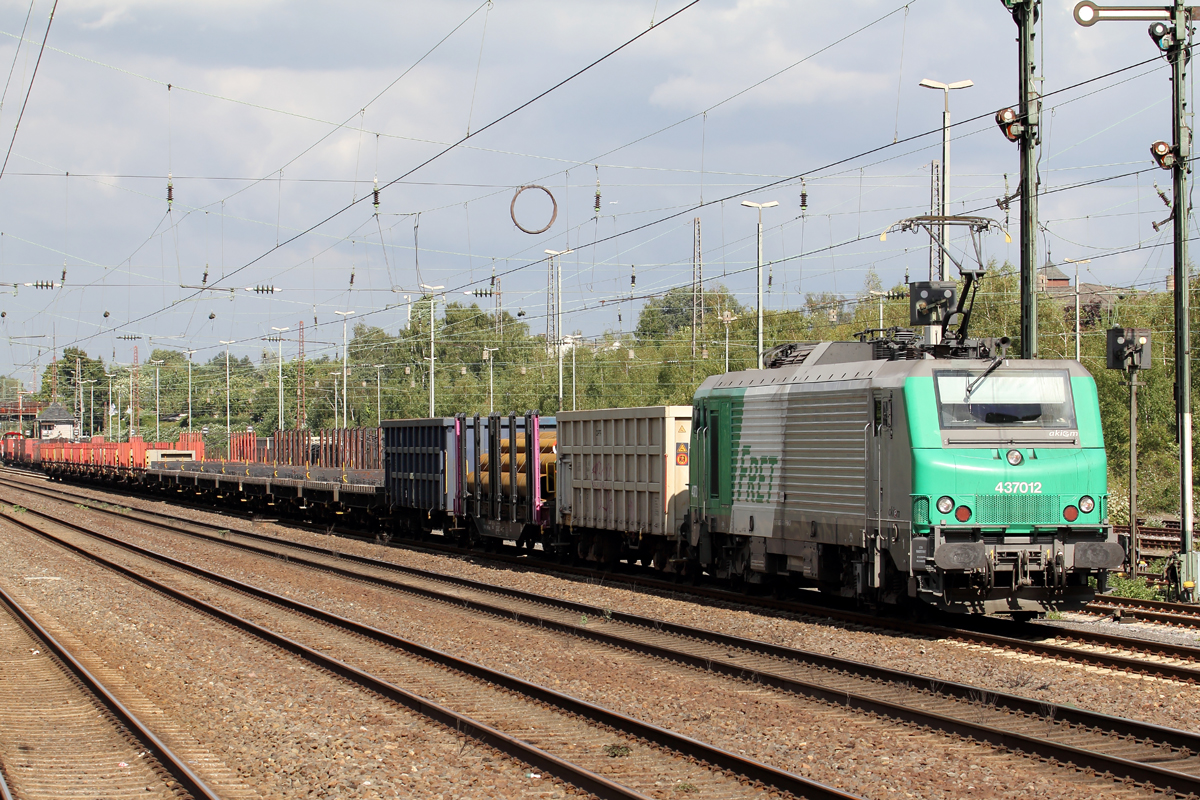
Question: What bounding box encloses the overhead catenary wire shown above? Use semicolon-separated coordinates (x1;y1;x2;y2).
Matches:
0;0;57;187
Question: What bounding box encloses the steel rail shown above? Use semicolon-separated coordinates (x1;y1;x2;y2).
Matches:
0;506;861;800
6;474;1200;680
9;499;1200;797
0;584;222;800
1087;595;1200;628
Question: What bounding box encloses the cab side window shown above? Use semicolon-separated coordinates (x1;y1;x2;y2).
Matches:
708;409;720;498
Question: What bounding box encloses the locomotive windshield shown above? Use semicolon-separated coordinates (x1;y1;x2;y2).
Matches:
934;368;1076;429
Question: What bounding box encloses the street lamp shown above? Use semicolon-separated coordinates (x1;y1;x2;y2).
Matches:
420;285;444;417
545;249;574;411
271;326;289;430
184;350;196;433
82;379;96;438
334;312;354;429
16;389;32;438
721;311;739;373
220;340;235;444
562;335;580;411
739;201;777;369
1062;257;1091;362
150;359;164;441
482;347;499;413
918;77;973;282
373;364;386;424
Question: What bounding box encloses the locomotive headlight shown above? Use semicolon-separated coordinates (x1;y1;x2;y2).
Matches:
1006;449;1023;466
936;496;954;514
1079;495;1095;514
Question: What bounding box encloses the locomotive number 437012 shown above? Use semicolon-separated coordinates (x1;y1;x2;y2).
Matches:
994;481;1043;494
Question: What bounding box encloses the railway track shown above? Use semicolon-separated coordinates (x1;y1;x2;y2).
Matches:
0;580;218;800
5;469;1200;685
1086;595;1200;628
0;495;862;800
7;486;1200;797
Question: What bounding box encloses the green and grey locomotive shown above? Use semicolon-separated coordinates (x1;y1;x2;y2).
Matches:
685;277;1124;617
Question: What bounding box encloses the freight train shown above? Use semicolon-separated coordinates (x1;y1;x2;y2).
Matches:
3;281;1125;617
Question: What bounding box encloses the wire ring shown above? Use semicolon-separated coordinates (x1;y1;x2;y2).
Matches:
509;185;558;234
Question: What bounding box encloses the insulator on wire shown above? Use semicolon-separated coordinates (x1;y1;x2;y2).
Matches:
167;173;174;206
594;165;601;216
202;264;209;285
247;284;278;294
800;179;808;213
349;269;355;287
373;176;380;211
631;266;636;288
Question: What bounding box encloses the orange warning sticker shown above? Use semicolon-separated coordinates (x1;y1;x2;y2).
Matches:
676;442;689;466
678;424;687;434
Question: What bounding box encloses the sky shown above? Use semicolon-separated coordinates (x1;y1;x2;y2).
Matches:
0;0;1185;386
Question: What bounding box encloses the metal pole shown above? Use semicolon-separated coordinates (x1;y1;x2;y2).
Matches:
430;297;435;417
1131;371;1139;576
129;368;134;438
557;253;564;411
756;214;764;369
88;383;93;438
489;356;494;414
724;318;731;373
187;353;193;433
155;364;160;441
117;386;122;442
343;318;348;426
279;336;284;428
376;367;382;425
221;341;233;444
940;92;950;282
1080;261;1089;362
1170;0;1194;552
1015;0;1040;359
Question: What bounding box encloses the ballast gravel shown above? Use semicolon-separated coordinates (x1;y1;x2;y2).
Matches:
0;482;1173;800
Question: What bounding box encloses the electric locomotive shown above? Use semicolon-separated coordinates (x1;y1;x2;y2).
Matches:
684;273;1124;617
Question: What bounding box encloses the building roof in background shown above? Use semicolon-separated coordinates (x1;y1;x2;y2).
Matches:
37;402;74;422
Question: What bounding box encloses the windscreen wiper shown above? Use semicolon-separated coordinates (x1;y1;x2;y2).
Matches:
964;357;1004;401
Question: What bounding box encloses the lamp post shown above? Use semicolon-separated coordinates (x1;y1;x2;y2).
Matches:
271;326;289;429
739;201;777;369
105;372;112;437
150;359;164;441
419;285;444;417
220;340;235;444
918;78;973;282
721;312;739;373
373;364;386;424
483;347;498;413
185;350;196;433
1063;258;1091;362
544;249;574;411
334;311;354;428
16;389;32;438
83;379;96;438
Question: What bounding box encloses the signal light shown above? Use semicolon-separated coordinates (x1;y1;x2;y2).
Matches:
1148;20;1173;51
995;108;1022;142
1106;327;1151;371
1150;140;1176;170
